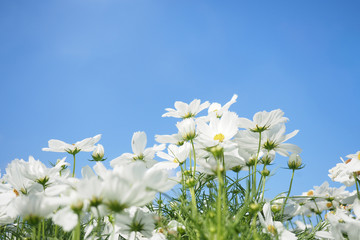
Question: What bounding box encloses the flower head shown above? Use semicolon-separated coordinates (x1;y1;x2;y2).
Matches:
162;99;210;119
42;134;101;154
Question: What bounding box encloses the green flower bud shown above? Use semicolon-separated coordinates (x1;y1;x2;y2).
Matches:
261;169;270;177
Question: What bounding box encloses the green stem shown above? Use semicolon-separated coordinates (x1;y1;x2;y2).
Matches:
216;160;224;240
252;132;262;199
190;140;197;176
54;224;58;239
42;220;45;239
72;217;81;240
96;207;102;238
281;169;295;218
32;226;36;240
189;187;198;216
72;153;77;177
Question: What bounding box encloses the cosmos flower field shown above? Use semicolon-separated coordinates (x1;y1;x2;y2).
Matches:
1;95;359;239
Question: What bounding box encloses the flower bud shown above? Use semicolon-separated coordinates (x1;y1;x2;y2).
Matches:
249;203;260;212
261;168;270;177
91;144;105;162
287;153;303;170
271;204;282;213
185;178;196;188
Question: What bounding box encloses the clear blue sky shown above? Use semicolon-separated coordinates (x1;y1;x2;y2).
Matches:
1;0;359;197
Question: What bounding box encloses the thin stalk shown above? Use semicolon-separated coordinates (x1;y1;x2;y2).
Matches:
42;220;45;239
72;153;77;177
190;140;197;176
252;131;262;199
281;169;295;218
96;207;102;238
189;187;198;216
72;217;81;240
216;160;224;240
54;224;58;239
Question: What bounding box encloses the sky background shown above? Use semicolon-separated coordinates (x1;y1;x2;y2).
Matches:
1;0;359;198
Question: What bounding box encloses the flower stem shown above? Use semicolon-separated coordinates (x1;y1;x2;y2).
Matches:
216;160;225;240
190;140;197;176
72;153;77;177
252;131;262;199
281;169;295;218
72;217;81;240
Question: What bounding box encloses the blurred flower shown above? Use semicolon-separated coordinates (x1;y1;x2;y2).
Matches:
116;207;155;239
14;193;58;225
258;202;297;240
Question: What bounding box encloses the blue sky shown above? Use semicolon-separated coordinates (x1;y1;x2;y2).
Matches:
1;0;359;197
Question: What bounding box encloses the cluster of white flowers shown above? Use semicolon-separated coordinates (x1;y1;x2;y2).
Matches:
0;95;359;239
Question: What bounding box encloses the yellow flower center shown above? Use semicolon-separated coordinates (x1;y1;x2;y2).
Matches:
307;190;314;196
13;189;19;197
267;225;277;235
214;133;225;142
358;152;360;160
326;202;333;208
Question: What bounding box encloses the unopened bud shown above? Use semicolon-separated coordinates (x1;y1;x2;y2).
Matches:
249;203;260;212
261;169;270;177
185;178;196;188
232;165;242;173
91;144;105;162
288;153;303;170
271;204;282;213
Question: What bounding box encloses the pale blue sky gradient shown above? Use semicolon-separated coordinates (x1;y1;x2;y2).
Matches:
1;0;359;197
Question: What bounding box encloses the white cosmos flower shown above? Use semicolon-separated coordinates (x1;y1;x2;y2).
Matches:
52;190;86;232
176;119;196;141
238;109;288;132
103;162;172;212
258;202;297;240
327;209;360;240
116;207;155;239
156;143;191;169
208;94;237;116
162;99;210;119
4;158;42;196
110;132;165;168
196;149;244;175
328;156;360;187
42;134;101;154
24;156;69;188
197;111;239;148
236;123;301;157
13;193;59;224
